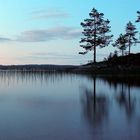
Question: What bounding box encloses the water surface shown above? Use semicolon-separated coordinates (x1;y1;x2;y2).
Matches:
0;71;140;140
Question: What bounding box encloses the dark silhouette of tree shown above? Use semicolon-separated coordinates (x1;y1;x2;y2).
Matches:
79;8;113;63
113;34;128;56
136;11;140;22
81;76;109;127
116;83;135;119
113;50;118;57
135;11;140;45
125;21;138;54
107;50;118;61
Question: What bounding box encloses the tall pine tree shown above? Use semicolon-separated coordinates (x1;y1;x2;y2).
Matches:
79;8;113;63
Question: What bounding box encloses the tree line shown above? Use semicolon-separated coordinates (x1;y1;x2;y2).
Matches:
79;8;140;63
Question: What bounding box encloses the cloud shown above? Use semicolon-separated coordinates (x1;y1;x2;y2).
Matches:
31;52;80;60
31;9;70;20
0;37;12;42
16;52;84;65
17;52;82;61
17;26;81;42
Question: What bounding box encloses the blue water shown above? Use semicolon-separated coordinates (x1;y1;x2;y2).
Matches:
0;71;139;140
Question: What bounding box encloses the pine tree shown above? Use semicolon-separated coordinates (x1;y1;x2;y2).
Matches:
113;34;128;56
125;21;138;54
136;11;140;22
135;11;140;45
79;8;113;63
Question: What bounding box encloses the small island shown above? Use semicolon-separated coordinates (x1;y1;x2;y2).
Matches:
75;8;140;75
73;53;140;74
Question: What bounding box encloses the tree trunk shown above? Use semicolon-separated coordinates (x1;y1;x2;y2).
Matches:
94;45;96;63
129;44;131;55
129;38;131;55
122;50;124;56
93;26;97;63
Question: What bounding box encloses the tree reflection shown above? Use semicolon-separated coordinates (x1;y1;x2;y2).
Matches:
99;75;137;119
81;77;108;127
0;71;73;86
116;83;135;119
81;75;138;127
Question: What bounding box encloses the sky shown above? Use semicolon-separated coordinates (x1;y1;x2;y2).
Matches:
0;0;140;65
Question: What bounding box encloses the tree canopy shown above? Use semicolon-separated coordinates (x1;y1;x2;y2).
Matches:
113;34;128;56
79;8;113;63
79;8;140;64
125;21;138;54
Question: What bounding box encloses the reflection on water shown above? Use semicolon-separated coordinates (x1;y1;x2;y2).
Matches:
80;75;140;140
0;71;69;85
0;71;139;140
81;77;109;127
115;83;135;119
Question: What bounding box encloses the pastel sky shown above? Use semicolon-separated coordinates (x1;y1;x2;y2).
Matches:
0;0;140;65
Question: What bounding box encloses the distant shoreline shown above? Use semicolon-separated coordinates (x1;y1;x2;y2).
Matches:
0;53;140;75
0;64;78;72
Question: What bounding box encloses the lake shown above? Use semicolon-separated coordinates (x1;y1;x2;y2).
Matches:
0;71;140;140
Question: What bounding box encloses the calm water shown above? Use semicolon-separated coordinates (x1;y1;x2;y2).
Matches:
0;71;140;140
